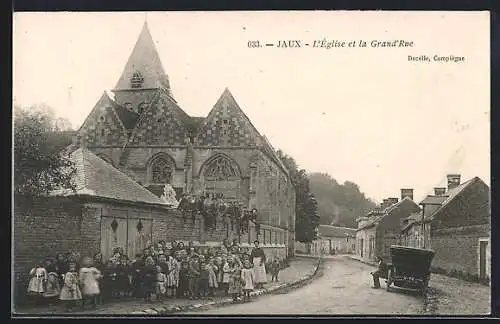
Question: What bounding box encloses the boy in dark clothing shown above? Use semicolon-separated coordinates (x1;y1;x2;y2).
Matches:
178;259;189;298
116;258;130;297
188;255;201;299
270;258;280;282
131;253;143;298
142;259;156;303
102;261;118;301
198;260;210;299
55;253;68;289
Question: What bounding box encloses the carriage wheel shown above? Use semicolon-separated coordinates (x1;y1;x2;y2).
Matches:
386;269;392;292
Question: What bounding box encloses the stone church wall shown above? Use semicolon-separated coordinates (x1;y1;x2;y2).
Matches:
85;145;295;254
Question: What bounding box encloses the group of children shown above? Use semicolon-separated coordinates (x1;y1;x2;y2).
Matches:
26;241;284;311
27;254;103;311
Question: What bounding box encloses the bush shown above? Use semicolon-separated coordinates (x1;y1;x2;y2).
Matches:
430;266;490;285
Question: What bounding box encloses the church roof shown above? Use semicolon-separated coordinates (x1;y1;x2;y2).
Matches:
222;88;263;138
51;148;169;206
113;104;140;130
185;116;206;135
261;135;290;177
128;87;193;142
77;91;130;137
195;88;263;147
113;21;172;94
79;23;292;182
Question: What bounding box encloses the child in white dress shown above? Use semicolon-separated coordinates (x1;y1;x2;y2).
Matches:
59;262;82;312
27;261;47;297
79;257;102;310
240;260;254;302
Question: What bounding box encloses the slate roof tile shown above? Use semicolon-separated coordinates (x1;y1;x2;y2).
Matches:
419;195;447;205
51;148;168;206
113;105;139;130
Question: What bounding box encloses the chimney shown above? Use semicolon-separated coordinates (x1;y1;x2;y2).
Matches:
434;187;446;196
388;197;399;205
447;174;461;191
401;188;414;201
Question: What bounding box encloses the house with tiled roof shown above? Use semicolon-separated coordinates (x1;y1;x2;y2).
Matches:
72;21;296;260
51;148;169;207
317;225;356;254
355;189;420;261
401;174;490;281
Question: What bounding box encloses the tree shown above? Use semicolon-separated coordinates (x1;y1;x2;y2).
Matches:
277;149;320;243
308;172;378;228
13;104;77;197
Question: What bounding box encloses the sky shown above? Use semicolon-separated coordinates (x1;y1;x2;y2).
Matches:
13;11;490;203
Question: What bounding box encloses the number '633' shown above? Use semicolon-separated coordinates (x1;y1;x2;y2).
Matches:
247;41;261;48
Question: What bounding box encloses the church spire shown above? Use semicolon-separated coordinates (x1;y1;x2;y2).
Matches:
112;21;172;96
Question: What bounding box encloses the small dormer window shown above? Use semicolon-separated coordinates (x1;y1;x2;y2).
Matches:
130;71;144;89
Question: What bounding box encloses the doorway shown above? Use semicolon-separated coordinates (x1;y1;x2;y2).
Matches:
101;211;153;261
479;239;489;280
369;236;375;258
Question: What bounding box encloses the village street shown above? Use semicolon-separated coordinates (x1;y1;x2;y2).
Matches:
14;253;491;316
184;256;424;315
17;256;425;315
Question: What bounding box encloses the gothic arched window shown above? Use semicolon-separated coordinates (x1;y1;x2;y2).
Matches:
150;157;173;184
130;71;144;89
202;155;240;200
203;155;239;180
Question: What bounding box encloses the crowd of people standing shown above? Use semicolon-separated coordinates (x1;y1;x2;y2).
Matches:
25;238;284;311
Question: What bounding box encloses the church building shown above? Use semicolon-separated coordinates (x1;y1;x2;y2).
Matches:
74;22;296;256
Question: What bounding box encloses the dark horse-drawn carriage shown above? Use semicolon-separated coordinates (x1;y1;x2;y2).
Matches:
384;245;435;296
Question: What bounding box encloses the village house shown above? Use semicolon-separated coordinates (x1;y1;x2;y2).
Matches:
355;189;420;261
70;22;296;259
295;225;356;255
317;225;356;254
401;174;490;282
